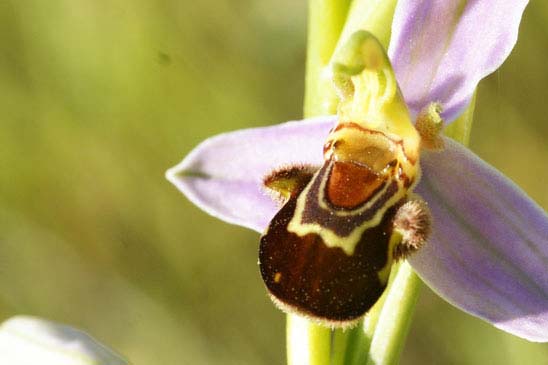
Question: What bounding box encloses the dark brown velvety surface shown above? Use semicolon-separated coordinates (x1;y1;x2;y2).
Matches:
259;182;401;322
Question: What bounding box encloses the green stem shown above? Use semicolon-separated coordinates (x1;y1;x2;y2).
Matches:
365;263;422;365
286;315;332;365
304;0;352;118
337;0;397;51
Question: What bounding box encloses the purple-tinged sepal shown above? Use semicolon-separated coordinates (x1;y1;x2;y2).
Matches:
412;138;548;342
165;117;335;232
389;0;529;123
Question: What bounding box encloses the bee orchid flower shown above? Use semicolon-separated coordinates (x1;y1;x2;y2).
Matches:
166;0;547;341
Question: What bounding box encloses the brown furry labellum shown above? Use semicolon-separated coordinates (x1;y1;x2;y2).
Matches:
257;32;440;327
258;121;434;327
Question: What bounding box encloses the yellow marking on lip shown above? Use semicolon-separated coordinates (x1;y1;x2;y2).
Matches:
286;158;421;256
274;272;282;283
377;230;403;285
287;171;409;256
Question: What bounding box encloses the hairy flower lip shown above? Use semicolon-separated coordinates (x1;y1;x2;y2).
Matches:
167;0;547;342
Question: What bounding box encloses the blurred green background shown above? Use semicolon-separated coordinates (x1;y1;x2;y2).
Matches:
0;1;546;364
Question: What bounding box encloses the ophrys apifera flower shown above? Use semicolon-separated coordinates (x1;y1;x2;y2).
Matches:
167;0;547;342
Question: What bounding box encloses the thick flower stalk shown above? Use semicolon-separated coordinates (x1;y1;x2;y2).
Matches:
167;0;547;362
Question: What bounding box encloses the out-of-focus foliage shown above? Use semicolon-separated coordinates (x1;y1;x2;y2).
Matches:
0;1;546;364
